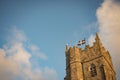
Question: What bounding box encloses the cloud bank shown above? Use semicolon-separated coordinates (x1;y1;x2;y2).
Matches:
89;0;120;79
0;27;58;80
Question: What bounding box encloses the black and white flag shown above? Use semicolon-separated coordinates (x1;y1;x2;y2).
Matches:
77;38;86;46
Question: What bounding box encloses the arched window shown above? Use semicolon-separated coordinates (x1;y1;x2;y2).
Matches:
100;64;106;80
89;63;97;77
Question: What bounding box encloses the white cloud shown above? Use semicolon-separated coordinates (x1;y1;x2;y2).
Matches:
88;34;95;46
88;0;120;79
30;45;39;52
41;67;58;80
29;44;47;60
0;27;58;80
37;53;47;60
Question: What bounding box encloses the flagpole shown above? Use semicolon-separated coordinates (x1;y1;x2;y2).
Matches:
84;38;86;48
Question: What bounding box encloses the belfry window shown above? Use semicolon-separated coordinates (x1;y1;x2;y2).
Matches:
89;63;97;77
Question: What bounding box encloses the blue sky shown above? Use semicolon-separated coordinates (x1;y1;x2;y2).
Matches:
0;0;120;80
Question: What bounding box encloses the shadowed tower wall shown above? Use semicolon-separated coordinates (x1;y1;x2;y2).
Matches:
64;33;116;80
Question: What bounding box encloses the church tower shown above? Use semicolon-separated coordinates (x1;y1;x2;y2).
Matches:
64;33;116;80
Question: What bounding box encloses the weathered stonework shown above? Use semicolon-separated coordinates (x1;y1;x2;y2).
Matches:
64;33;116;80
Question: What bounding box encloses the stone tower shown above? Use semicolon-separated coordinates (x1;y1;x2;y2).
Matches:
64;33;116;80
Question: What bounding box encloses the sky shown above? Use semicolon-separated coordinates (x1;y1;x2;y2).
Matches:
0;0;120;80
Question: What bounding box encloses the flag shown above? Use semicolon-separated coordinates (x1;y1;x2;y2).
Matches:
77;38;86;46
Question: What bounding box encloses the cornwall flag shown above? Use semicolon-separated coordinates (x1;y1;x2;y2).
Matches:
77;38;86;46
